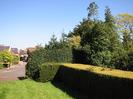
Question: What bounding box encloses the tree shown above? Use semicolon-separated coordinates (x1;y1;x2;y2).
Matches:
0;50;13;64
104;7;123;67
104;6;121;52
105;6;114;23
68;35;81;48
68;18;95;46
89;22;112;66
45;34;59;49
60;32;70;48
87;2;98;20
115;13;133;50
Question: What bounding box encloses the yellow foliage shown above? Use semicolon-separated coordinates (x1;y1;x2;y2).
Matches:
68;35;81;48
63;63;133;79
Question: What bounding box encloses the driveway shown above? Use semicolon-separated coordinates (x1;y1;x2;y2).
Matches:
0;62;26;81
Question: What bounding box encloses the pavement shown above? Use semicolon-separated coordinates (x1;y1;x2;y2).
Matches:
0;62;26;81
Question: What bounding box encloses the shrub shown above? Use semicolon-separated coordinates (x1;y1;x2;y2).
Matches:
127;50;133;70
72;46;90;64
54;64;133;99
39;63;60;82
26;62;133;98
0;50;20;68
26;47;72;80
26;48;44;80
114;50;133;71
12;55;20;64
0;50;13;64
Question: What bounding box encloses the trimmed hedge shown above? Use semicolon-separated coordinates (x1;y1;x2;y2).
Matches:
39;63;60;82
26;48;72;80
55;65;133;99
35;63;133;99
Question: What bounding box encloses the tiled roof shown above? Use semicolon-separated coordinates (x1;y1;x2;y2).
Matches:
0;45;10;51
11;48;19;54
27;47;36;53
19;49;27;55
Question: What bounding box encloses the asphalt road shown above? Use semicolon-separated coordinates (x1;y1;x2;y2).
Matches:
0;62;26;81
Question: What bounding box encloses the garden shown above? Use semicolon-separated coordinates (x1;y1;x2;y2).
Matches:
0;1;133;99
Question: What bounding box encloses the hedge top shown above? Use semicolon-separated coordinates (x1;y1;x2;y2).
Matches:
63;63;133;80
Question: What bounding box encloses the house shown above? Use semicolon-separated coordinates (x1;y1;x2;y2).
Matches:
27;47;36;53
19;49;25;56
10;48;19;56
0;45;10;52
19;49;28;61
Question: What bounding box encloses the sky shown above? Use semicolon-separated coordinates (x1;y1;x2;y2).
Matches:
0;0;133;49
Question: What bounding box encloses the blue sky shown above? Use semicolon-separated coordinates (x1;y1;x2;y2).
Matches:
0;0;133;49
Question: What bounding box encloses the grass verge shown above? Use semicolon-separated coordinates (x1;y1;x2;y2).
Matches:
0;79;72;99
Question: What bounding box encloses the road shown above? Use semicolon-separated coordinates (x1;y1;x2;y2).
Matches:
0;62;26;81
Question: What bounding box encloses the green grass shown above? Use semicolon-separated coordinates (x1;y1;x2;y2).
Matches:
0;79;72;99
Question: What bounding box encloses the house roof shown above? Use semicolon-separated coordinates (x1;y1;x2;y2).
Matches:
19;49;27;55
11;48;19;54
0;45;10;52
27;47;36;53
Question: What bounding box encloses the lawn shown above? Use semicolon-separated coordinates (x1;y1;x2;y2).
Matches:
0;79;72;99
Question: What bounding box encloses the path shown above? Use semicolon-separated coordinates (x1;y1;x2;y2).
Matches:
0;62;26;81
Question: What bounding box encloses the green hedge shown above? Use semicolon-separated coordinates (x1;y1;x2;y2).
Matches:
39;63;60;82
42;48;72;63
26;48;72;80
32;63;133;99
55;65;133;99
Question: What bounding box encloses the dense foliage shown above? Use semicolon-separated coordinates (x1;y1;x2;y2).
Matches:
27;63;133;99
12;55;20;64
68;2;133;70
0;50;19;68
26;36;72;79
0;50;13;64
39;63;60;82
55;64;133;99
27;2;133;79
25;2;133;98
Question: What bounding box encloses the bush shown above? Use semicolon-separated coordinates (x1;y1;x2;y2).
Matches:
127;50;133;70
27;63;133;99
26;47;72;80
12;55;20;64
0;50;20;68
114;50;133;71
39;63;60;82
54;64;133;99
0;50;13;64
26;62;133;98
72;46;90;64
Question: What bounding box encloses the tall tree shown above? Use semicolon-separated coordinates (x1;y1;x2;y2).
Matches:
115;13;133;50
46;34;59;49
105;6;114;23
89;22;112;66
104;6;121;52
87;2;98;20
60;32;70;48
104;7;123;67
